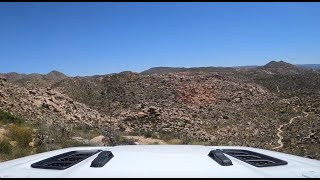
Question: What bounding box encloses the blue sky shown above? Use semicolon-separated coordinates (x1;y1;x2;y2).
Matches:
0;2;320;76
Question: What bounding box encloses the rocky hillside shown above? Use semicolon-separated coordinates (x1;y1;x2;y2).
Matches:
1;75;125;128
1;60;319;160
259;60;302;75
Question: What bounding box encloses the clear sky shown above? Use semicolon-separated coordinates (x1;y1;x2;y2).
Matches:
0;2;320;76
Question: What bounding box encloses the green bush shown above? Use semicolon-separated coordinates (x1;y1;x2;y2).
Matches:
143;131;153;138
181;137;193;145
111;131;136;145
35;144;48;154
8;125;33;147
0;110;25;125
0;139;12;155
11;148;32;159
158;131;183;142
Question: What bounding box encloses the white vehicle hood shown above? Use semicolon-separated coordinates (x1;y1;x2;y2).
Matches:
0;145;320;178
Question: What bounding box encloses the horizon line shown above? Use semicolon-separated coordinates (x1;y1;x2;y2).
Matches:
1;62;319;77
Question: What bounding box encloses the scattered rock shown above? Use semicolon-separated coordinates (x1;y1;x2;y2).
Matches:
89;135;106;146
29;141;35;148
137;112;147;118
9;141;18;147
234;97;242;103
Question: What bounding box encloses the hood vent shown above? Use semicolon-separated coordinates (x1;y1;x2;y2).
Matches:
208;149;233;166
222;149;288;167
90;151;114;168
31;150;101;170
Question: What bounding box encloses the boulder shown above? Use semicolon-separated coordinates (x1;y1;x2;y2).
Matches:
33;100;43;107
137;112;148;118
89;135;106;146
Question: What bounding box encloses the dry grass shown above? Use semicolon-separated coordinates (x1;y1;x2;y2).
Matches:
8;124;33;147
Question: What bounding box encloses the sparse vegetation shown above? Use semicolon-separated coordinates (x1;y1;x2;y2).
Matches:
0;139;12;154
8;124;33;147
72;125;101;140
1;60;320;161
112;134;136;145
0;110;26;125
0;110;100;162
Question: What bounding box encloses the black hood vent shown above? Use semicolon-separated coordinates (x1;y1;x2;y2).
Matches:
31;150;101;170
222;149;288;167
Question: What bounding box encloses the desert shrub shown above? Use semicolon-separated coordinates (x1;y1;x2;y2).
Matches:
128;130;141;136
0;110;25;125
180;137;194;145
128;129;154;139
72;126;100;140
167;139;182;144
143;131;153;138
8;125;33;147
35;144;48;154
151;133;158;139
111;131;136;145
0;139;12;155
206;140;221;146
11;148;32;159
158;131;183;142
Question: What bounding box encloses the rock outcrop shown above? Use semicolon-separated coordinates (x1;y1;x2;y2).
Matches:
0;77;119;132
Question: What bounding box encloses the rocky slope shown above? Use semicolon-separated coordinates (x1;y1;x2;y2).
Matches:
1;61;319;160
0;76;121;132
52;71;277;143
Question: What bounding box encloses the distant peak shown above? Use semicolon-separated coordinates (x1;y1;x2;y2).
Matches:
47;70;64;75
263;60;296;69
260;60;301;75
45;70;67;80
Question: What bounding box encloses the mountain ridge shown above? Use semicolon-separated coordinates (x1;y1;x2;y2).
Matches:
1;61;319;77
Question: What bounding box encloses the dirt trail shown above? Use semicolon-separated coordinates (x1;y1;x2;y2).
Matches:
123;136;168;145
273;108;309;150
